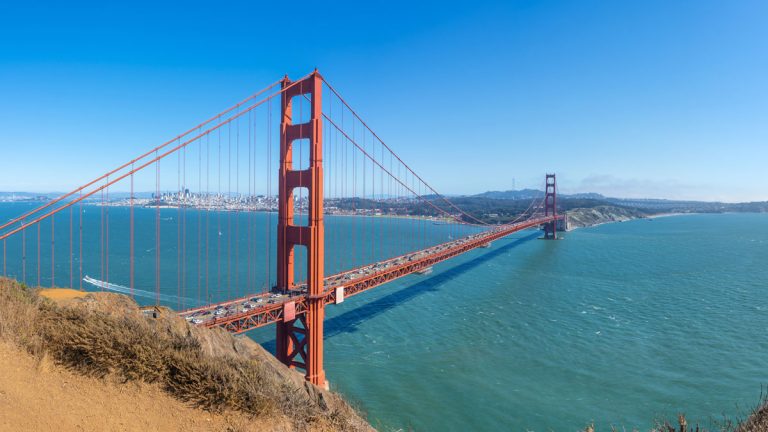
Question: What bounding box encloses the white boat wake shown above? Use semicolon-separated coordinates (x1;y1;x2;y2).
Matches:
83;275;203;307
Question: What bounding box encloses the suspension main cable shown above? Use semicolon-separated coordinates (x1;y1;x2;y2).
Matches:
0;80;284;234
320;106;487;227
320;77;488;225
0;75;312;242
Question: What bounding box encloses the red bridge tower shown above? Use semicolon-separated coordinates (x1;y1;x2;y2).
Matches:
544;174;558;239
276;71;327;388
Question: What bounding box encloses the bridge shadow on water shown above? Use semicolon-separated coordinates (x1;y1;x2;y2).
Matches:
259;231;540;352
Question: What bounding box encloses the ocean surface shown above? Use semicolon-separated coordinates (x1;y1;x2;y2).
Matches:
1;203;766;430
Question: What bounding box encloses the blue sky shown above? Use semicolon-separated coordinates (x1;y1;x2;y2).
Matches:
1;1;766;202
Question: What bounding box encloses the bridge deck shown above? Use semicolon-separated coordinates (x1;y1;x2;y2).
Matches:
179;215;561;334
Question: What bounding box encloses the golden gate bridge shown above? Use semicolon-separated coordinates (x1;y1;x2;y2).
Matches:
0;70;562;388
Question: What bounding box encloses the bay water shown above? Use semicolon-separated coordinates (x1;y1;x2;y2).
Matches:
1;203;766;430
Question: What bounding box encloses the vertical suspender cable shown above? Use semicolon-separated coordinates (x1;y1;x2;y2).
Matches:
197;129;202;304
328;95;335;273
247;111;252;293
341;102;346;272
371;132;375;263
182;147;188;306
227;122;231;300
389;150;393;260
156;151;161;305
79;192;82;290
177;151;182;309
352;118;357;269
235;116;239;299
22;227;26;284
37;223;40;287
361;121;365;266
217;128;222;300
205;132;210;304
106;177;109;286
51;214;55;287
130;165;134;298
100;188;104;288
266;97;272;293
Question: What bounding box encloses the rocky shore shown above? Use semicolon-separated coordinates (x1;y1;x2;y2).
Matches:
565;205;653;229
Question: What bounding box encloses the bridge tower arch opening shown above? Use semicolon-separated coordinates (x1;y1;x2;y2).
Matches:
276;71;327;388
544;174;558;239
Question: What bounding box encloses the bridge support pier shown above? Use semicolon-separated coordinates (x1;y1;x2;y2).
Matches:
544;174;558;240
276;71;327;388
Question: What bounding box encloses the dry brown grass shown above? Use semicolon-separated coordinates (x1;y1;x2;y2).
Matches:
0;279;45;354
580;395;768;432
0;277;371;432
645;394;768;432
734;395;768;432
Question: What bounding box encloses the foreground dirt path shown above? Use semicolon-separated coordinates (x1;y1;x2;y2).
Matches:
0;342;286;432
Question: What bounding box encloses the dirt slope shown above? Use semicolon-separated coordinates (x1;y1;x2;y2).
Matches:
0;278;372;432
0;341;281;432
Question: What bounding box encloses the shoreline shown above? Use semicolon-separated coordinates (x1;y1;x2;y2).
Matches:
85;201;457;223
566;211;693;231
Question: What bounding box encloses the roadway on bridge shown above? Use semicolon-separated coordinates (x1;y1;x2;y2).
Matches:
180;215;560;333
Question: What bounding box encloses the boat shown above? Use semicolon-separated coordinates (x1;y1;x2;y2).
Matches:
83;275;115;290
416;267;433;275
83;275;202;306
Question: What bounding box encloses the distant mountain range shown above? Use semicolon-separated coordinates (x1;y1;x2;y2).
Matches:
469;189;768;214
2;190;766;215
472;189;605;200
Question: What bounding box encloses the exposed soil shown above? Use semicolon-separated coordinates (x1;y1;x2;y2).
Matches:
0;341;286;432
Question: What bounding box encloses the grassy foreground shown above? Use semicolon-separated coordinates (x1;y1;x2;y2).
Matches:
583;401;768;432
2;277;765;431
0;277;371;432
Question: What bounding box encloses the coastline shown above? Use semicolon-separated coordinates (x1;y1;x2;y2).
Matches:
86;201;456;223
565;206;693;231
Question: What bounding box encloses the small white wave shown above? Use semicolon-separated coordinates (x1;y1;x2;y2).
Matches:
83;276;202;306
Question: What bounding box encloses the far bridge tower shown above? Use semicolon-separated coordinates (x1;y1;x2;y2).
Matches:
544;174;558;240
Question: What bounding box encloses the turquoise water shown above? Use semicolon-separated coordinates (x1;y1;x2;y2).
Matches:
0;203;480;308
2;204;766;430
252;213;768;430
